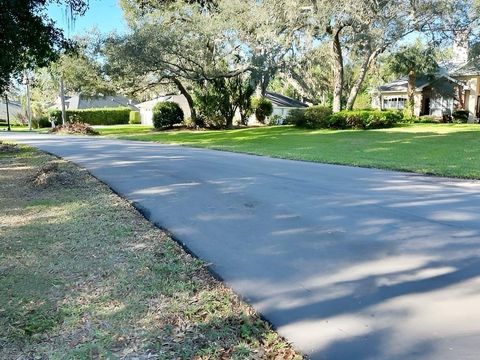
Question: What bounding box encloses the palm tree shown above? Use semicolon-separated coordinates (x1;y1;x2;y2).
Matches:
387;40;438;118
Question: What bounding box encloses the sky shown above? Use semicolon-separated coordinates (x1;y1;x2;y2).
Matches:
47;0;127;38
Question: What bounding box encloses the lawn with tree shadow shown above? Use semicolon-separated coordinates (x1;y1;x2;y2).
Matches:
0;145;301;359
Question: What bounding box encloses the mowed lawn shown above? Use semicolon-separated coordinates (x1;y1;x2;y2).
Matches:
97;124;480;179
0;144;300;359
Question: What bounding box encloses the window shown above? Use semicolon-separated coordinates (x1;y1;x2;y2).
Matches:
383;97;407;109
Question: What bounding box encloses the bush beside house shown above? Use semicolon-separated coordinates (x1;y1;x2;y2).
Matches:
49;108;131;126
129;111;141;124
286;108;403;130
152;102;184;129
452;110;469;123
253;97;273;123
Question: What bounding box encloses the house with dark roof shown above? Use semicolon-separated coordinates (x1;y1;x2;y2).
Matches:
54;93;139;111
372;74;470;118
372;39;479;120
266;91;309;117
0;99;21;121
248;91;308;125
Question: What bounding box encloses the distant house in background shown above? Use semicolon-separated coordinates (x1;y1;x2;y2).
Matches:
0;100;21;120
372;75;470;118
247;91;309;125
372;36;479;120
265;91;309;118
137;91;308;126
54;93;138;111
137;94;191;125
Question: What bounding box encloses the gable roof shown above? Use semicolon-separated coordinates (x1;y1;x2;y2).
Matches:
378;76;433;92
265;91;308;108
0;100;21;120
377;74;468;93
59;94;139;110
450;58;480;76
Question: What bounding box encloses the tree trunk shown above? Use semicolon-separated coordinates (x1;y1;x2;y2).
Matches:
407;69;416;118
172;77;198;126
226;116;234;129
346;49;378;110
331;27;344;113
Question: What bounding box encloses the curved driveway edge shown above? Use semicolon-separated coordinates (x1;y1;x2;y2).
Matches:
3;132;480;360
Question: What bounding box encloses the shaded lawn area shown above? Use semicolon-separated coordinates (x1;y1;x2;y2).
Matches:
97;123;480;179
0;145;300;359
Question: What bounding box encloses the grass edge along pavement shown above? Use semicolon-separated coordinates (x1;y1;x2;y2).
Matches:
95;123;480;180
0;143;302;359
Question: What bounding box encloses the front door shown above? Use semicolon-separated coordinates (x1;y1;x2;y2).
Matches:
424;98;431;115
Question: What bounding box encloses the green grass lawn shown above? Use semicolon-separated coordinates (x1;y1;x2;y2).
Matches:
0;144;300;359
97;123;480;179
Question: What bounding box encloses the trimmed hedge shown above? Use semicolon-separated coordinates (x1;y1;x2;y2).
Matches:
49;107;130;126
129;111;141;124
288;108;402;130
152;102;184;129
329;110;403;129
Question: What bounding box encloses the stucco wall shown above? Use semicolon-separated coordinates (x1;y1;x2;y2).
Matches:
453;75;478;119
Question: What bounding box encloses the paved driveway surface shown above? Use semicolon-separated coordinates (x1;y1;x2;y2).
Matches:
3;132;480;359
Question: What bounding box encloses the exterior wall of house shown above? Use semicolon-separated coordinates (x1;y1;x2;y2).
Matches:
246;106;302;126
138;95;191;125
373;91;422;116
454;75;478;119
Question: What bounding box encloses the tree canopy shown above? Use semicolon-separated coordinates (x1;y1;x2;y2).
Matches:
0;0;87;92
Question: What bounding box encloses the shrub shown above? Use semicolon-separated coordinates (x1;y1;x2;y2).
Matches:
252;97;273;123
49;110;62;125
284;109;306;126
268;114;283;126
452;109;469;123
36;116;51;128
129;111;141;124
303;106;334;129
152;102;184;129
49;108;130;126
415;115;440;123
331;110;402;129
293;109;402;130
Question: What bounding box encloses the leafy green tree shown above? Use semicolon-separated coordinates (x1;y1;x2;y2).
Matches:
195;75;254;128
302;0;476;112
0;0;87;92
387;41;438;118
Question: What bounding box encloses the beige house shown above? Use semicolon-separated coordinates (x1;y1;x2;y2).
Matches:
451;62;480;119
373;38;480;121
371;74;472;119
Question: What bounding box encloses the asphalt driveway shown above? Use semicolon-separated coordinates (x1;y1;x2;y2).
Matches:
3;132;480;359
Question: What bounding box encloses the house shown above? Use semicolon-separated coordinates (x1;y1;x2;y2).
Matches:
137;94;191;125
54;93;139;111
371;74;470;118
248;91;309;125
265;91;309;117
137;91;308;126
0;99;22;121
372;38;480;120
